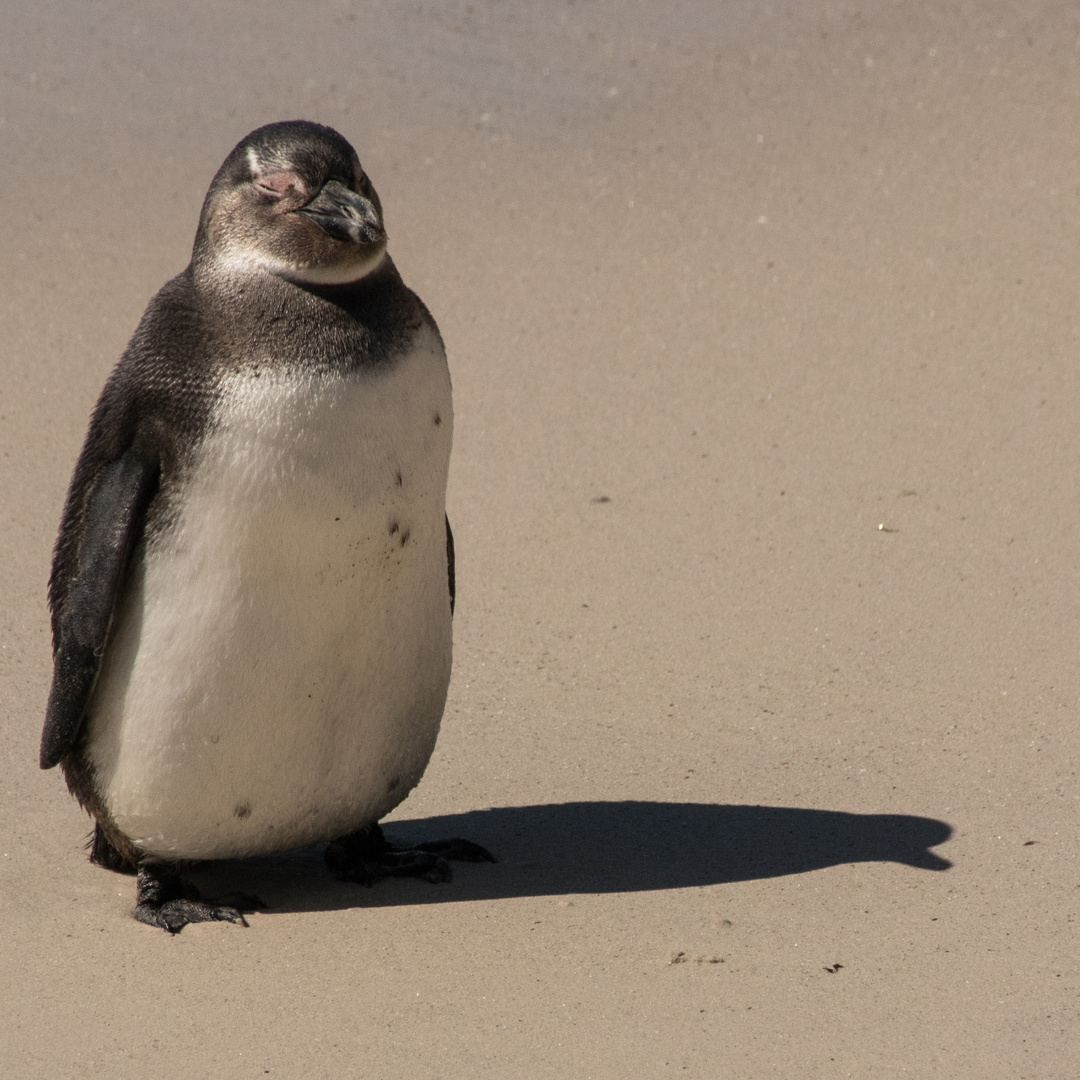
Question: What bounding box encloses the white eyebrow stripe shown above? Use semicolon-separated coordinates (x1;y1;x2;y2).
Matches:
246;146;260;175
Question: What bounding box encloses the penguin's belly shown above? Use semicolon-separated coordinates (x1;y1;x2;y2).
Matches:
86;339;454;859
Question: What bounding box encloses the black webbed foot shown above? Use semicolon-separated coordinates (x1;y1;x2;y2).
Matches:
134;862;265;934
412;838;499;863
325;823;497;886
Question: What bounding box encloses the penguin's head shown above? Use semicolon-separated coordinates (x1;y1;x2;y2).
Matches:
194;121;387;286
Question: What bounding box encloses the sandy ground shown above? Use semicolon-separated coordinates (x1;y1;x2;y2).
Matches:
2;2;1078;1076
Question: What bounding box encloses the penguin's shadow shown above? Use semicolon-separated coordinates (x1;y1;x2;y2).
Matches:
190;801;952;914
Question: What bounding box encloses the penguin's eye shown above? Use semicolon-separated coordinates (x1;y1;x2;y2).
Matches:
253;171;301;200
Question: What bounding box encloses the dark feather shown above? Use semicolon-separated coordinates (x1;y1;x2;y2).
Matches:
40;442;160;768
446;514;455;615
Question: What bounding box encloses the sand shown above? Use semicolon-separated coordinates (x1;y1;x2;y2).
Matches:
2;2;1077;1077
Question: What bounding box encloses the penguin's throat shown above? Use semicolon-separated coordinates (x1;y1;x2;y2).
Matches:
205;243;387;287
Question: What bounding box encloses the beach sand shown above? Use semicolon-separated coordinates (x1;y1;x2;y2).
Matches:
2;2;1076;1076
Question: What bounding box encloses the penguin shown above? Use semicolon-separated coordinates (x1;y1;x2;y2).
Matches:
41;121;494;932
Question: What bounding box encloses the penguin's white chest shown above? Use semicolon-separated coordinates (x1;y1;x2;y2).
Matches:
87;333;453;859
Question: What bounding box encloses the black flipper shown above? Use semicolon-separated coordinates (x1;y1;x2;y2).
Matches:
446;513;455;614
40;442;160;769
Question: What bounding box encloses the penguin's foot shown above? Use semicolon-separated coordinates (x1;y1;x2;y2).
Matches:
133;863;265;934
325;823;496;886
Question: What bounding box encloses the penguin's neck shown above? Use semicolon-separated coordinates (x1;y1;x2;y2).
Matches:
192;243;389;294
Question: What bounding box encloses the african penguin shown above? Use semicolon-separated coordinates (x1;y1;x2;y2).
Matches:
42;120;493;932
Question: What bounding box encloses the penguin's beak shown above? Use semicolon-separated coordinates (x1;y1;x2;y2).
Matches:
297;181;385;246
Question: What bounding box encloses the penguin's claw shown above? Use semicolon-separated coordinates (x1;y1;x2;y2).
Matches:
328;848;454;886
324;838;452;885
134;898;252;934
325;823;496;886
134;864;264;933
413;838;498;863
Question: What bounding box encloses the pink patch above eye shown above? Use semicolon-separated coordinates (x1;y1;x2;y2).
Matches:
255;171;301;198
